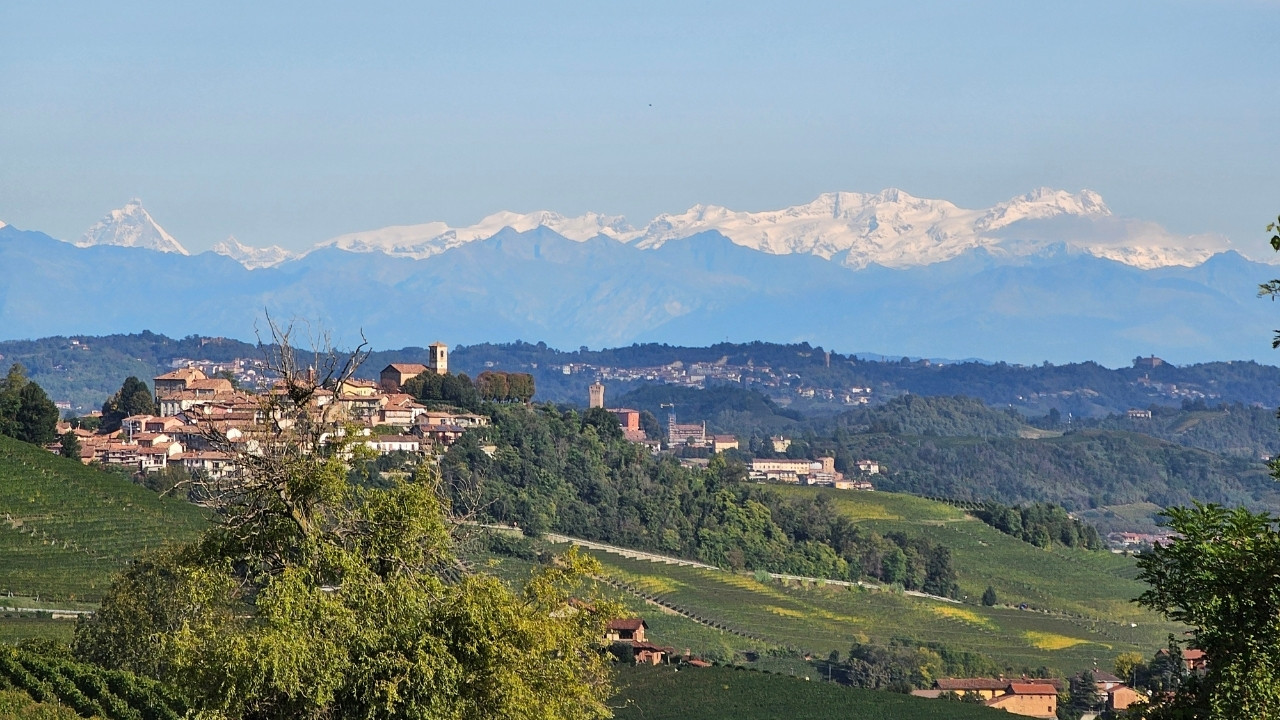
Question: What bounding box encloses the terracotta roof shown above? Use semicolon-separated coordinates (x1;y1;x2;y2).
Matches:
936;679;1008;691
155;368;206;382
1184;649;1206;660
386;363;429;374
607;618;647;631
1008;683;1058;695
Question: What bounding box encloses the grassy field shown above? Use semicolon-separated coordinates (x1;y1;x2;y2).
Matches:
0;436;208;602
611;665;1005;719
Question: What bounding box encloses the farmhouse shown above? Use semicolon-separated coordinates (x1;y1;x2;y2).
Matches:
605;618;647;644
983;683;1058;718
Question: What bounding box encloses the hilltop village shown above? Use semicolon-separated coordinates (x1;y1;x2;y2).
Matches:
47;343;881;493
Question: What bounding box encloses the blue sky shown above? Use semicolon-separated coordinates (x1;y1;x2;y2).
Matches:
2;0;1277;253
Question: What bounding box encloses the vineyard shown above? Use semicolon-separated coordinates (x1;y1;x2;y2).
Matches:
0;646;184;720
0;435;208;602
612;664;1005;719
771;486;1156;620
583;545;1178;673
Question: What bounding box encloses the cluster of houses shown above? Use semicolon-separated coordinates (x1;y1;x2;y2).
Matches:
566;357;873;405
587;383;878;488
58;347;492;477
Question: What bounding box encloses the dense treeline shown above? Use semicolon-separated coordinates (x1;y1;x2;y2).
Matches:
812;429;1275;512
402;371;482;411
830;394;1025;438
441;404;959;596
614;384;803;437
474;371;535;403
447;340;1280;416
1084;402;1280;458
0;331;256;411
970;501;1103;550
838;640;1011;692
16;332;1280;417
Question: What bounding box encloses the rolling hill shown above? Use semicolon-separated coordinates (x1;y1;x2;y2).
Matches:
0;435;208;602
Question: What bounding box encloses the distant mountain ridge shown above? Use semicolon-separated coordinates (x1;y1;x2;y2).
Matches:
51;188;1236;271
1;216;1276;366
296;187;1230;270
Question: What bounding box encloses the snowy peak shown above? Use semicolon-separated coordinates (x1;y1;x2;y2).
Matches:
78;199;188;254
628;187;1209;269
977;187;1110;232
316;210;635;260
210;236;295;269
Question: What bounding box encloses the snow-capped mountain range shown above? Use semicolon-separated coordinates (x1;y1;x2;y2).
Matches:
67;188;1232;270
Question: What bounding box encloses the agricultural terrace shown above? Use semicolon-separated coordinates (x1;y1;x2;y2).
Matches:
612;665;1006;720
0;435;208;602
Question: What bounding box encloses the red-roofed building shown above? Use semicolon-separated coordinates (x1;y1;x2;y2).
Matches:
605;618;648;644
983;683;1058;719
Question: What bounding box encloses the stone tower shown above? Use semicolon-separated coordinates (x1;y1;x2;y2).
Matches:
428;342;448;375
588;381;605;409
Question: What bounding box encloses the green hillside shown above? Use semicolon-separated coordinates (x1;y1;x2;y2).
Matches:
612;665;1004;720
0;435;208;602
544;489;1182;674
773;487;1153;620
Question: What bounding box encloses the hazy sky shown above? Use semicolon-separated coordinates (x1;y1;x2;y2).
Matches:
2;1;1278;253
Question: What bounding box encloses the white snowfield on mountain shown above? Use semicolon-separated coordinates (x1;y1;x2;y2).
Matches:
71;189;1233;270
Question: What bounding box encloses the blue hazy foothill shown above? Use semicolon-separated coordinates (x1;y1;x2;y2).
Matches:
0;223;1274;366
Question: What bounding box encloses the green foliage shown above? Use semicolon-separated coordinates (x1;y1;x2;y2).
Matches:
443;405;960;595
58;432;81;460
99;378;155;433
981;586;997;607
835;395;1026;438
0;689;90;720
821;429;1273;514
971;502;1102;550
0;644;182;720
402;371;482;411
0;364;59;446
1135;503;1280;718
74;375;620;720
475;371;535;403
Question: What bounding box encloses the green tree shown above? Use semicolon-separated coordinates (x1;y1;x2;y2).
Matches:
1114;650;1145;685
101;376;156;432
58;431;81;460
981;585;997;607
1135;504;1280;718
0;363;27;438
74;328;618;720
13;381;58;445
